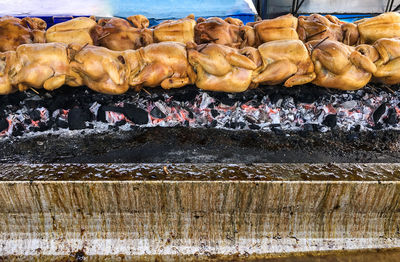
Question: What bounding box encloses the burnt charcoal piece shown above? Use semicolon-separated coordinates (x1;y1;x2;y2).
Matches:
12;123;25;136
249;124;260;130
0;118;8;132
97;106;124;122
115;119;127;126
29;109;41;121
373;103;386;124
24;119;31;125
322;114;337;128
210;120;218;127
373;123;384;130
211;109;218;118
150;106;166;119
68;108;91;130
123;105;149;125
171;87;199;102
38;121;49;132
24;97;43;109
56;117;68;128
271;124;283;135
7;92;27;106
48;95;69;112
211;92;236;106
385;108;398;126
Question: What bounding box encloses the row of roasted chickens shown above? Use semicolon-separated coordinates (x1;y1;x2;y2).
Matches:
2;12;400;53
0;36;398;95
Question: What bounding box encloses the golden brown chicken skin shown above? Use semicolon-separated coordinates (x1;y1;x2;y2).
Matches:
92;16;153;51
10;43;82;92
68;44;129;94
356;12;400;44
297;14;346;43
123;42;196;90
307;39;376;90
153;15;196;44
246;14;299;46
0;51;17;94
46;17;97;46
0;16;46;52
194;17;244;48
252;40;315;87
355;38;400;85
187;43;260;92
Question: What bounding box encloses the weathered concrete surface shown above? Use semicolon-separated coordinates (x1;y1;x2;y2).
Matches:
0;180;400;260
1;163;400;181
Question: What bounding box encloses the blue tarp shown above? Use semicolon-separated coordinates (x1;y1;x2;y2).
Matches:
0;0;257;26
113;0;256;24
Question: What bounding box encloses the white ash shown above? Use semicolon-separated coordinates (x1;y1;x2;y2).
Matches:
1;86;400;138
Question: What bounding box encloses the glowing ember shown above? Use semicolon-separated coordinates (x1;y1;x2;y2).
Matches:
0;85;399;137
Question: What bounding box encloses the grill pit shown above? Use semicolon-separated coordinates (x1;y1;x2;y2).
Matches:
1;84;399;138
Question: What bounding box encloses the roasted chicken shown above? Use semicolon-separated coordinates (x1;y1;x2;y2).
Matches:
0;16;46;52
253;40;315;87
187;43;260;92
92;16;153;51
246;14;298;46
194;17;243;48
355;38;400;85
153;15;196;44
46;17;97;46
356;12;400;44
297;14;359;46
68;44;129;94
123;42;196;90
0;51;17;94
307;39;376;90
10;43;82;92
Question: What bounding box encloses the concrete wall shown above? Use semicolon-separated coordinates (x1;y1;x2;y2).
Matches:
0;180;400;260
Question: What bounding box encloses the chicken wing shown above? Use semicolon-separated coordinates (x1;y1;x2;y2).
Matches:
46;17;97;46
153;15;196;44
123;42;196;90
194;17;243;48
10;43;81;92
0;16;46;52
187;43;260;92
307;39;376;90
92;16;153;51
252;40;315;87
68;44;129;94
356;12;400;44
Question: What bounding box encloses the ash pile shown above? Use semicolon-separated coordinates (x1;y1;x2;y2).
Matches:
0;84;399;138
